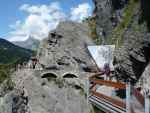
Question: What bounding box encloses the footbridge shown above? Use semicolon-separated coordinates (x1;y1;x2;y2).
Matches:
87;74;146;113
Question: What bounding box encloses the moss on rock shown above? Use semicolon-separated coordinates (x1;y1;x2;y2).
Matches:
109;0;139;47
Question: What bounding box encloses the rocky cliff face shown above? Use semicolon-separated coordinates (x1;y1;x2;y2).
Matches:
93;0;150;84
93;0;129;44
0;21;95;113
0;69;90;113
37;21;96;73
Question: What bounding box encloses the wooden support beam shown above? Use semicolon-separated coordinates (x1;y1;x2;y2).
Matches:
90;83;96;90
91;91;136;113
89;72;104;80
90;79;126;89
92;91;126;109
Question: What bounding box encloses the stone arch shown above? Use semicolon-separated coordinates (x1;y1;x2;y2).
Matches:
74;84;83;90
63;73;78;78
41;72;57;79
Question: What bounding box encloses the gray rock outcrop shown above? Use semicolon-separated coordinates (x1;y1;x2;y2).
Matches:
93;0;129;43
93;0;150;83
137;63;150;92
0;21;95;113
37;21;96;73
114;1;150;83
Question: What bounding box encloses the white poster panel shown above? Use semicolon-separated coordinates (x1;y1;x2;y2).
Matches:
88;45;115;70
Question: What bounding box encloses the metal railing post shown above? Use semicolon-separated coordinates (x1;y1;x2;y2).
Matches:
126;82;131;113
86;77;89;105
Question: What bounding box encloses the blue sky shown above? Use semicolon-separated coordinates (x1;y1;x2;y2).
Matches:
0;0;94;41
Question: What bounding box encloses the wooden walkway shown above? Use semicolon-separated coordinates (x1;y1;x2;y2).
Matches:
89;94;126;113
88;74;145;113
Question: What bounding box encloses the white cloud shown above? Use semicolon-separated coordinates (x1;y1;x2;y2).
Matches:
8;2;66;41
70;3;92;22
9;35;29;42
20;2;61;14
8;2;92;41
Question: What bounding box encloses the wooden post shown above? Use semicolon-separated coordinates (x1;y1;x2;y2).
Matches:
126;82;131;113
145;93;150;113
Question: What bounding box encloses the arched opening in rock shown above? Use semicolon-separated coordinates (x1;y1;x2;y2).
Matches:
63;73;78;78
74;85;82;90
73;85;84;95
41;73;57;81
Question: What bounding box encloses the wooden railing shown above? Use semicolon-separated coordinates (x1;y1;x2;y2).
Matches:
89;77;138;113
89;72;104;79
90;79;126;89
92;90;126;109
89;78;126;109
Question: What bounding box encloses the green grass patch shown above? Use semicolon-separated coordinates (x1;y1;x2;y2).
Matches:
90;106;103;113
0;59;21;84
109;0;139;47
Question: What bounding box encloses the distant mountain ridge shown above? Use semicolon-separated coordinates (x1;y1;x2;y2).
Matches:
0;38;33;64
12;36;40;51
